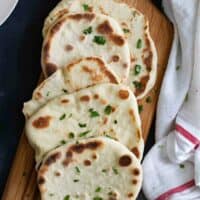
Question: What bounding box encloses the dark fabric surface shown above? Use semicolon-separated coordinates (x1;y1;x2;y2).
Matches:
0;0;161;198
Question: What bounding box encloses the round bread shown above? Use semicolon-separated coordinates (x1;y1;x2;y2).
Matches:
25;83;143;162
42;0;157;99
38;136;142;200
42;12;130;83
23;57;119;118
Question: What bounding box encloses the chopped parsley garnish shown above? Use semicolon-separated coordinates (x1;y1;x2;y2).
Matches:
132;11;137;17
104;105;112;115
68;132;75;139
112;167;119;175
49;193;54;196
75;166;80;173
136;39;142;49
95;187;102;192
93;197;103;200
180;164;185;169
176;65;180;70
64;195;70;200
105;135;114;140
123;28;130;33
82;4;89;11
138;105;143;113
102;169;107;173
83;26;92;35
114;120;118;124
46;91;50;97
93;36;106;45
73;179;79;182
78;123;87;128
134;64;141;75
133;81;142;89
60;140;66;145
185;93;189;102
89;108;100;117
68;113;72;118
146;96;152;103
158;145;164;149
62;89;68;93
59;113;66;120
79;130;91;137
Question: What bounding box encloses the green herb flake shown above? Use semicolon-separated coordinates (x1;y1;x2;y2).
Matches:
49;193;54;197
68;113;72;118
123;28;130;33
79;130;91;137
78;123;87;128
95;187;102;192
75;166;80;173
132;11;137;17
59;113;66;120
102;169;107;173
46;91;50;97
138;105;143;113
62;89;68;93
93;197;103;200
180;164;185;169
83;26;92;35
73;179;79;182
68;132;75;139
114;120;118;124
136;39;142;49
89;108;100;118
93;35;106;45
112;167;119;175
133;81;142;89
134;64;141;75
104;105;112;115
60;140;66;145
176;65;180;70
146;96;152;103
185;93;189;102
82;4;89;11
64;195;70;200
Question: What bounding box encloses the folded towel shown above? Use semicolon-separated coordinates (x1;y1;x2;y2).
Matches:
143;0;200;199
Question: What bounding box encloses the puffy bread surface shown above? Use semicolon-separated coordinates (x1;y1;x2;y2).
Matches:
23;57;119;118
43;0;157;99
38;136;142;200
42;12;130;83
25;83;143;162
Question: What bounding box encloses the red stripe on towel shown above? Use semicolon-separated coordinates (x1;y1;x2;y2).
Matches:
175;124;200;146
156;180;195;200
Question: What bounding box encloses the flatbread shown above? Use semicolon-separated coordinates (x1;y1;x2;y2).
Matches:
41;12;130;83
25;83;143;162
38;136;142;200
23;57;119;118
42;0;157;99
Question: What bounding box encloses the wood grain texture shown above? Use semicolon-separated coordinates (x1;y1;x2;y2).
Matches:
2;0;173;199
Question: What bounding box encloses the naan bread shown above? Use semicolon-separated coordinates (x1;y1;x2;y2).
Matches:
42;12;130;83
42;0;157;99
25;83;143;162
23;57;119;118
38;137;142;200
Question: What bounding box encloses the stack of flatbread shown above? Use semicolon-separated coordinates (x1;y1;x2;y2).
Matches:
23;0;157;199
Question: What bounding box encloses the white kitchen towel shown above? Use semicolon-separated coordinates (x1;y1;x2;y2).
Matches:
163;0;200;186
143;137;200;200
155;0;198;141
143;0;200;199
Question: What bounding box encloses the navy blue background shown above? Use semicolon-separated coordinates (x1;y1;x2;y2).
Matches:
0;0;161;198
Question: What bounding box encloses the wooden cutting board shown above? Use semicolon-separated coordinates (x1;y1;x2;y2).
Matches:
2;0;173;199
